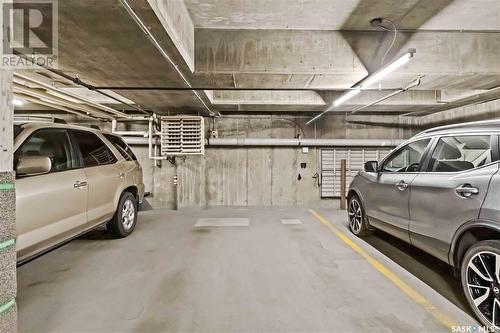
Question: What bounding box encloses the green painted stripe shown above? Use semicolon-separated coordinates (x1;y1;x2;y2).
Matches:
0;239;15;251
0;183;14;191
0;299;15;316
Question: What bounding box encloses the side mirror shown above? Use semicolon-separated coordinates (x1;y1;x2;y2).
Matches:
16;156;52;177
364;161;379;173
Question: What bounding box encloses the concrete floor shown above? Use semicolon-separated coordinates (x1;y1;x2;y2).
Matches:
17;207;477;332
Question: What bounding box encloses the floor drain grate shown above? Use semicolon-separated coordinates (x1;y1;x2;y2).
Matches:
195;218;250;227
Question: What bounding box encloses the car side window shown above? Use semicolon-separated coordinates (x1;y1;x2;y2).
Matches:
381;139;431;173
15;129;75;173
71;130;118;168
427;135;492;173
103;134;137;162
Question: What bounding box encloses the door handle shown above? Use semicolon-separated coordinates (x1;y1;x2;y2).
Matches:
74;181;88;188
395;180;409;191
118;172;125;179
456;184;479;198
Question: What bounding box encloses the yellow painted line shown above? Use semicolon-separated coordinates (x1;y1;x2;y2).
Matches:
309;209;458;330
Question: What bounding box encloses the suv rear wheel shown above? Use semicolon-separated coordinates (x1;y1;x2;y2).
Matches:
107;191;137;238
348;195;371;237
461;240;500;331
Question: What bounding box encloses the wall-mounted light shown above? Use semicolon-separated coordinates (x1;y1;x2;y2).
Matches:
307;48;416;125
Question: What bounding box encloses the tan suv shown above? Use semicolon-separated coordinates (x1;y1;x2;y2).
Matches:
13;122;145;263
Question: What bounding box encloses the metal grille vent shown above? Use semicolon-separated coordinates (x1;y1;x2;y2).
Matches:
161;116;205;156
320;148;392;198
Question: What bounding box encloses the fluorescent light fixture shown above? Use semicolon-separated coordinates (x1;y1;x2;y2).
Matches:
13;98;24;106
358;50;414;89
333;89;361;107
307;48;416;125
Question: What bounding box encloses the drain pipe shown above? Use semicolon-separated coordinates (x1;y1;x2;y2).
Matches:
119;0;219;117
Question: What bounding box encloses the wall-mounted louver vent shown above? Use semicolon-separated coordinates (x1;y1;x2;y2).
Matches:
160;116;205;156
320;148;391;198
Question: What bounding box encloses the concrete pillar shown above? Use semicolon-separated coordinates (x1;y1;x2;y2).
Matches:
0;69;17;333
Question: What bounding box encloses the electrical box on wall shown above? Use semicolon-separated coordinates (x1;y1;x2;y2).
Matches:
160;116;205;156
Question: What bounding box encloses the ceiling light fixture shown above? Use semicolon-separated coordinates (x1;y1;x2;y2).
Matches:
307;48;416;125
13;98;24;106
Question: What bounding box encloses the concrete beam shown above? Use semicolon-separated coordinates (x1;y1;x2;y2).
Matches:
197;29;500;91
147;0;195;71
206;90;326;105
321;90;440;106
232;73;365;89
195;29;368;80
343;31;500;82
346;98;500;129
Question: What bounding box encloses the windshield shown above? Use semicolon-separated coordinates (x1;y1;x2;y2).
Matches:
14;125;22;139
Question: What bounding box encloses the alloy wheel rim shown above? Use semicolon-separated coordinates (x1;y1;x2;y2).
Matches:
348;199;362;233
122;199;135;230
466;251;500;329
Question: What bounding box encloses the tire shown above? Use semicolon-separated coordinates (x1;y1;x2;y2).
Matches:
107;192;138;238
348;195;371;237
461;240;500;332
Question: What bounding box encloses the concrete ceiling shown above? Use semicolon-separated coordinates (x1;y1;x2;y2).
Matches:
15;0;500;121
184;0;500;31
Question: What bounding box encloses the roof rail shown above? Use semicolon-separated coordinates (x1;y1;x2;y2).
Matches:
417;118;500;136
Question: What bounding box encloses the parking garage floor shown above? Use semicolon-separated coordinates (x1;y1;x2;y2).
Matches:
18;207;477;332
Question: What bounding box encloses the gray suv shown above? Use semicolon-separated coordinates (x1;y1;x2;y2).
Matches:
348;120;500;330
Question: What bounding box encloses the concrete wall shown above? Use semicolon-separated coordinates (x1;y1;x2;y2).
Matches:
147;115;413;209
12;112;415;210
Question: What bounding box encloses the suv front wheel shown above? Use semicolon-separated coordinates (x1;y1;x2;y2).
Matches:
107;191;138;238
461;240;500;331
348;195;371;237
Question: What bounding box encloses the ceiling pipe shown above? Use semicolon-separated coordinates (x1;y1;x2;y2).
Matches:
13;52;148;115
119;0;219;117
42;68;149;115
92;86;359;92
14;73;130;118
124;136;401;147
402;84;500;118
14;93;97;119
13;83;116;119
123;137;160;146
350;76;422;115
207;138;402;147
